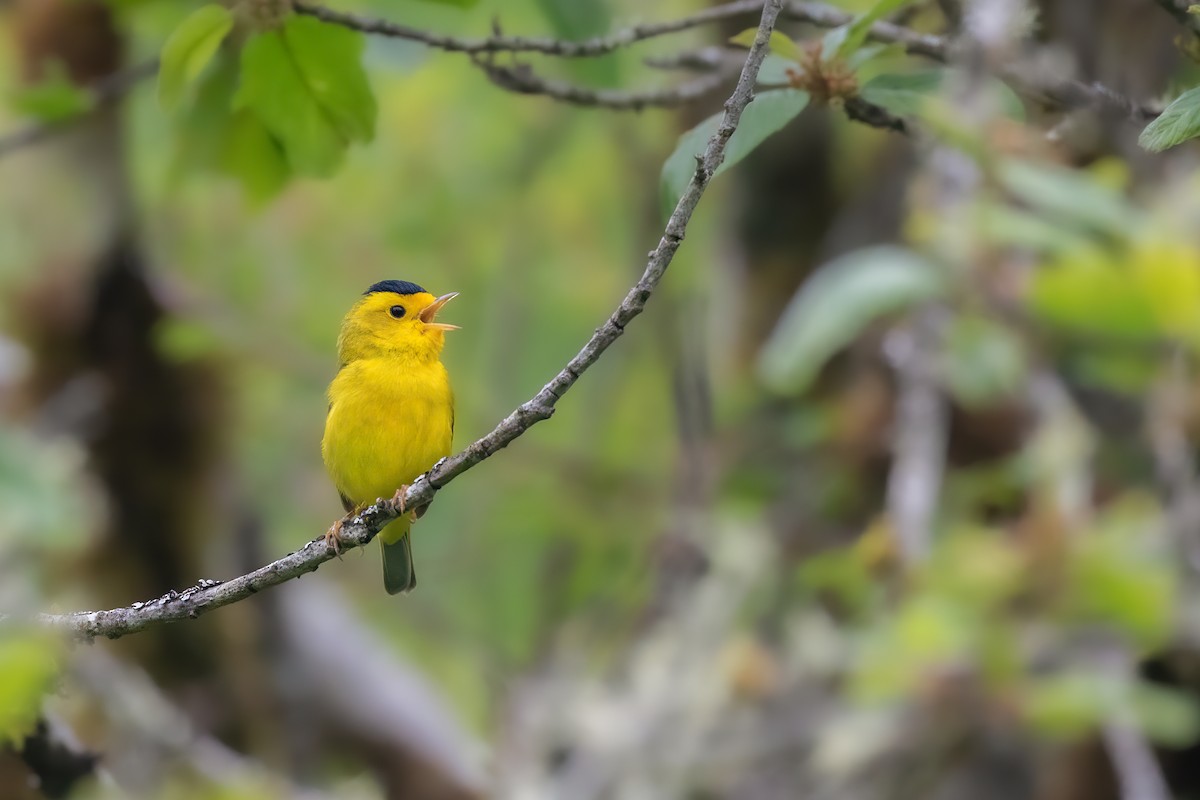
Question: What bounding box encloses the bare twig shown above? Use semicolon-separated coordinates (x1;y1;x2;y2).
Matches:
883;316;947;563
472;56;735;110
28;0;788;643
294;0;766;57
295;0;946;61
1000;66;1160;123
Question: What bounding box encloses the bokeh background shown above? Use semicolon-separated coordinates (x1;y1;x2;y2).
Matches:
4;0;1200;798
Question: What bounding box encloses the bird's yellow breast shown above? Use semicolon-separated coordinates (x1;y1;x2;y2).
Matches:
321;356;454;508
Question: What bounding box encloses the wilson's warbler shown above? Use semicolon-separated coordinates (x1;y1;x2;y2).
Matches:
321;280;458;594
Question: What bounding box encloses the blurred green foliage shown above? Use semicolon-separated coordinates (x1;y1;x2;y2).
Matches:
9;62;90;123
1139;85;1200;152
4;0;1200;795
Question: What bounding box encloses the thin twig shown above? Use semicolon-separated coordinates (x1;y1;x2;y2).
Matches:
472;57;735;110
294;0;765;57
27;0;788;643
883;316;947;563
294;0;945;60
999;65;1160;122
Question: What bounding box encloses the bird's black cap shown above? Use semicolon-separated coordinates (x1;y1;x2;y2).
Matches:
364;280;426;296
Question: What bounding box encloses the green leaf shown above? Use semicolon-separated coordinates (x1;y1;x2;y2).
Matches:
860;70;942;116
976;202;1093;254
1137;86;1200;151
221;111;291;204
757;54;798;86
157;4;233;110
282;16;377;144
825;0;915;61
660;89;808;219
848;41;908;81
861;69;1025;121
730;28;804;63
9;62;90;123
235;16;377;177
758;247;945;394
173;54;291;201
997;160;1133;233
1139;86;1200;152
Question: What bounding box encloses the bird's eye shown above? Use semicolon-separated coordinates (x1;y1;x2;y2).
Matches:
389;305;406;319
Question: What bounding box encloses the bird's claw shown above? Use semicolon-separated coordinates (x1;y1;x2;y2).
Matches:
391;485;419;523
392;484;409;513
324;518;346;558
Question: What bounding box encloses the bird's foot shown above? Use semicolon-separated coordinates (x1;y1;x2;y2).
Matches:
391;485;419;523
324;518;346;558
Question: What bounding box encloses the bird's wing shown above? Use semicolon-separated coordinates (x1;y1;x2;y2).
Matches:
339;491;356;513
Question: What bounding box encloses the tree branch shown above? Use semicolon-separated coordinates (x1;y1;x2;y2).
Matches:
29;0;788;643
293;0;946;61
471;56;736;110
0;1;1157;162
294;0;766;57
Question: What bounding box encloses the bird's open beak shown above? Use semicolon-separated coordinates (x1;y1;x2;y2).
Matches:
418;292;460;331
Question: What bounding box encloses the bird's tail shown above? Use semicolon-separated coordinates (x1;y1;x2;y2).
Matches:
379;517;416;595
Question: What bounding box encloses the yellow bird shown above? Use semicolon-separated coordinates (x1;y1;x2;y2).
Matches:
321;280;458;594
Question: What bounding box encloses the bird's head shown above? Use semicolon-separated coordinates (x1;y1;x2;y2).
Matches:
337;280;459;365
